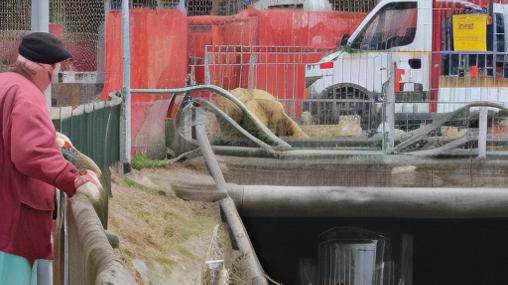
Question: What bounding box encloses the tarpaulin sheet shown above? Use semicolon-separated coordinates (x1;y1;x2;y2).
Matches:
188;15;257;85
207;49;327;115
102;9;188;97
189;9;365;115
101;9;187;150
256;10;366;49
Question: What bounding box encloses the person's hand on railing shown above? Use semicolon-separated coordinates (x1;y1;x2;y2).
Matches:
74;169;102;203
56;132;103;177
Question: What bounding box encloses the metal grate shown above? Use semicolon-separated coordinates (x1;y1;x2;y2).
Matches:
0;0;31;71
0;0;31;31
50;0;105;72
109;0;251;15
329;0;378;13
108;0;376;15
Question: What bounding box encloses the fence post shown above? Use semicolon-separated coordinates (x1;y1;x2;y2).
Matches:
478;107;488;159
31;0;52;109
205;46;211;85
121;0;132;173
384;60;396;153
248;53;257;90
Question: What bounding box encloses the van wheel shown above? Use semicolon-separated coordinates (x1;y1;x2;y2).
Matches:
309;84;376;129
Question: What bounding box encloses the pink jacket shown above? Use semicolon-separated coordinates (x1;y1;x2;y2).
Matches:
0;71;78;261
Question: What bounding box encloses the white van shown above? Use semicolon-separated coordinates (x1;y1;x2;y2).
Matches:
305;0;508;125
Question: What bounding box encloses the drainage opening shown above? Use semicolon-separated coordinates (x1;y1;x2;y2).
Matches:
244;217;508;285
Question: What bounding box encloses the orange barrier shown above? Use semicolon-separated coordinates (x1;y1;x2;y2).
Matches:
102;9;188;147
256;10;365;49
188;8;366;108
188;14;257;85
188;9;365;115
188;9;365;60
206;48;327;115
101;8;364;150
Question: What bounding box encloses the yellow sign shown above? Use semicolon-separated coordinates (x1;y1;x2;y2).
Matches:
453;14;487;51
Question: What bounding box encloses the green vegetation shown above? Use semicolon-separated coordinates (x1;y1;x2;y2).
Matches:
131;155;170;170
118;177;166;196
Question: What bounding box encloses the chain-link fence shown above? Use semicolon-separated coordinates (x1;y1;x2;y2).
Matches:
329;0;378;12
108;0;253;15
107;0;378;15
0;0;106;106
254;0;377;12
196;45;330;115
194;44;508;156
0;0;31;71
0;0;105;71
51;0;105;72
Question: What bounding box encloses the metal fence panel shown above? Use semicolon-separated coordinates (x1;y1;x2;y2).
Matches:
52;97;122;171
52;97;123;284
107;0;378;14
198;44;508;156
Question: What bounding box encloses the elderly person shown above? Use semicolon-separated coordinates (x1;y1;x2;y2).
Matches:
0;32;101;284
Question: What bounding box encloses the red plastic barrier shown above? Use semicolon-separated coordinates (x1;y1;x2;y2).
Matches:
102;9;188;96
188;9;365;116
49;23;64;37
188;15;257;85
64;40;98;71
0;38;20;66
256;10;366;49
101;9;188;147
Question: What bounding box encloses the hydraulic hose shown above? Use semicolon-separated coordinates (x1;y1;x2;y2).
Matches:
132;85;291;148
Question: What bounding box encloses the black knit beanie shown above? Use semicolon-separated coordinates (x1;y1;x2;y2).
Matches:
18;32;72;64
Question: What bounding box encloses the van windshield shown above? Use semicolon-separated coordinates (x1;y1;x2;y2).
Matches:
350;2;417;50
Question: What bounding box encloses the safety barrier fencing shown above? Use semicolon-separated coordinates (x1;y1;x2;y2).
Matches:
192;45;508;157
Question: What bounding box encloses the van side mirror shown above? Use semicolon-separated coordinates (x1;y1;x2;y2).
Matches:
408;58;421;69
339;34;350;47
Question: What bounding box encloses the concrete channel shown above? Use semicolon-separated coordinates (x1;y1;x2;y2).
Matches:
184;98;508;284
209;152;508;285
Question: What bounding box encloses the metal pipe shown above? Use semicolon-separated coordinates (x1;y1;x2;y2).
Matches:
228;185;508;218
195;114;227;188
193;98;278;155
131;85;291;149
385;61;396;153
212;145;383;159
407;132;476;157
478;108;488;159
121;0;132;173
31;0;51;109
31;0;49;32
394;102;507;154
195;112;268;285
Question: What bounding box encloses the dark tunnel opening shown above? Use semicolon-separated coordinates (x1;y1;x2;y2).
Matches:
243;217;508;285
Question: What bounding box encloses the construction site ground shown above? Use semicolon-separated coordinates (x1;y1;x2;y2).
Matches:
108;162;221;284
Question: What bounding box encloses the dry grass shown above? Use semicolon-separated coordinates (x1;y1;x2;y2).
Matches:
301;121;363;138
215;88;308;138
109;166;221;284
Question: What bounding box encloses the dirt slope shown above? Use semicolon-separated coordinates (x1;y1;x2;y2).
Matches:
108;164;221;284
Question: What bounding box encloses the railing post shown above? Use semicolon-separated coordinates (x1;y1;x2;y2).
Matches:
384;59;396;153
478;107;488;159
204;46;211;85
31;0;51;109
121;0;132;173
248;53;257;90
